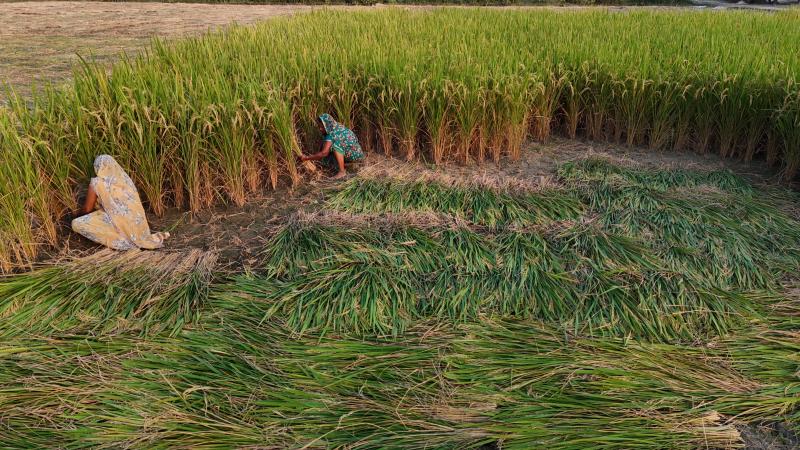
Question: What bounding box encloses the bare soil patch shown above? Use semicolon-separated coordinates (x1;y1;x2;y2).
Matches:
0;1;322;98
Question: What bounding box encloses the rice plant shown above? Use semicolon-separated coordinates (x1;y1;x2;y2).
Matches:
4;8;800;267
0;111;55;272
326;171;583;228
0;249;217;337
447;319;800;448
222;206;767;340
3;314;798;448
560;156;800;290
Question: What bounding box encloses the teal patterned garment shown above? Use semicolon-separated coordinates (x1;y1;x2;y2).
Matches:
320;114;365;162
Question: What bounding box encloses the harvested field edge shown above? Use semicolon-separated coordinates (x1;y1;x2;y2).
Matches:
2;158;800;447
6;157;798;342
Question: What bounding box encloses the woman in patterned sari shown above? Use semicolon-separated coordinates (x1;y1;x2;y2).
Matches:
300;113;365;179
72;155;169;250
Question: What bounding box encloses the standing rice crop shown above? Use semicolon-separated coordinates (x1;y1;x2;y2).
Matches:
0;111;55;271
3;8;800;268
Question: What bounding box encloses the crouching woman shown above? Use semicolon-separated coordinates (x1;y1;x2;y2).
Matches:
72;155;169;250
300;113;365;179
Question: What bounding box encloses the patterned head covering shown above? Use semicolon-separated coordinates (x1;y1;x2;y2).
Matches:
318;113;340;134
318;114;364;162
89;155;165;249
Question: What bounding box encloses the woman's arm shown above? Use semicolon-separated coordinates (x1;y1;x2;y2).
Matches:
301;140;332;161
81;183;98;214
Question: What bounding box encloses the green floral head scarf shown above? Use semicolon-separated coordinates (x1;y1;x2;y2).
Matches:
318;114;364;161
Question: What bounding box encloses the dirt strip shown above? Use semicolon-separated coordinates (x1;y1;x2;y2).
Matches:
0;2;328;98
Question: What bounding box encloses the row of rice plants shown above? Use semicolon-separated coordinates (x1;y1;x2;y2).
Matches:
2;8;800;269
326;167;584;227
330;158;800;289
559;158;800;290
229;159;795;339
1;159;793;342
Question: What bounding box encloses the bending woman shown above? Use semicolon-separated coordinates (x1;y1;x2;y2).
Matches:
72;155;169;250
300;113;364;179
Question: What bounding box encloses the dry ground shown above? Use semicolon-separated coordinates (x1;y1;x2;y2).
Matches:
0;1;325;98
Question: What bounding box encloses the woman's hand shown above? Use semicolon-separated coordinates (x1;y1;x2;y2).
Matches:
81;184;98;214
302;142;332;162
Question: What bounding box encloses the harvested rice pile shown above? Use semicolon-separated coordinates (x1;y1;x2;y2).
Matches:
1;157;798;448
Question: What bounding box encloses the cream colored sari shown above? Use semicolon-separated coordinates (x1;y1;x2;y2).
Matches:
72;155;168;250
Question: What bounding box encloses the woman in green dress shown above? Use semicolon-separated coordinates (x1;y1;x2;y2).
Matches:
300;114;365;179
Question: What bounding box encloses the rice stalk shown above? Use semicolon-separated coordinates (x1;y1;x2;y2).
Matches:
0;249;217;337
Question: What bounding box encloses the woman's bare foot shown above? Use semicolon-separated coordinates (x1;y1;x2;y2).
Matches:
331;171;347;180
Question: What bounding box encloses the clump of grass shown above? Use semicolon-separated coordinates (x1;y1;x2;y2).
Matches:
0;249;217;337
